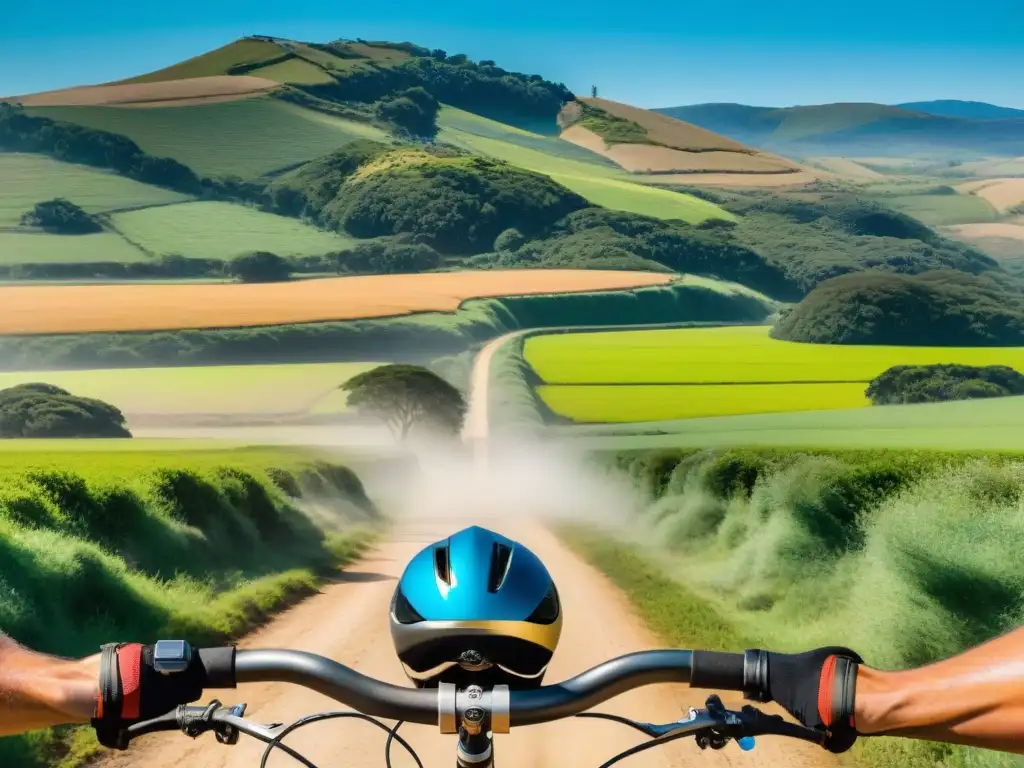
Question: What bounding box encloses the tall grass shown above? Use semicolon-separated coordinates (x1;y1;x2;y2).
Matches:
0;451;381;767
571;448;1024;768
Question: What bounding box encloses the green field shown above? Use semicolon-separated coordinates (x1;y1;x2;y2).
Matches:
437;107;619;167
0;362;376;416
563;395;1024;452
123;38;285;83
30;99;391;178
882;192;998;226
0;231;147;264
438;112;733;224
526;326;1024;423
110;201;358;258
249;57;336;84
539;382;868;422
0;154;191;227
526;326;1024;384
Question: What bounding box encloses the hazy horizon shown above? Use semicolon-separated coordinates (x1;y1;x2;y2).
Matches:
2;1;1022;109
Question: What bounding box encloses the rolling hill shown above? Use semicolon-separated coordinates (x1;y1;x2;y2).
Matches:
557;97;816;186
656;102;1024;158
896;100;1024;120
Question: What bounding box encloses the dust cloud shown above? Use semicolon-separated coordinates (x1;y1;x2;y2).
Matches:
384;434;641;533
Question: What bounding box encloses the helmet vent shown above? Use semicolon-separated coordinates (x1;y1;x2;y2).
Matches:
526;584;561;625
488;542;514;593
434;544;452;585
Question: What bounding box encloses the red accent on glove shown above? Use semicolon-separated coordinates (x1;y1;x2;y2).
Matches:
817;655;838;727
117;644;144;720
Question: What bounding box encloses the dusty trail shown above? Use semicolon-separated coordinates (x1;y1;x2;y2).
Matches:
99;517;835;768
100;326;835;767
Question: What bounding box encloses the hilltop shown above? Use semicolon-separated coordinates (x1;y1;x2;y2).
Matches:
656;101;1024;158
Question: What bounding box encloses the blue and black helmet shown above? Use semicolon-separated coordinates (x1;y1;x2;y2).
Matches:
389;526;562;689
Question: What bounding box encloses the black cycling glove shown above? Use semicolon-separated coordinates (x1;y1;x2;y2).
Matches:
91;642;210;750
761;646;864;753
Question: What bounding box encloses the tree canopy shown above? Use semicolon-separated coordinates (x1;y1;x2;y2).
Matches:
771;270;1024;346
340;364;467;440
227;251;292;283
0;383;131;438
866;364;1024;405
20;199;102;234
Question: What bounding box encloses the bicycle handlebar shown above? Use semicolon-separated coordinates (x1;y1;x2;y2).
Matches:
189;646;770;727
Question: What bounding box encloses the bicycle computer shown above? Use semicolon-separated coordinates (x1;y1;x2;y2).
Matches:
153;640;193;675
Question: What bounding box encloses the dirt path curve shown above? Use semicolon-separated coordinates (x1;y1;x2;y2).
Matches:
99;517;836;768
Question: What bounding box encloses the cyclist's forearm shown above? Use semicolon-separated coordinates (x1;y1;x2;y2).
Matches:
0;635;99;735
854;627;1024;753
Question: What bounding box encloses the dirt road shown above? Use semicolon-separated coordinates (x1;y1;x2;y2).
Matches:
100;517;835;768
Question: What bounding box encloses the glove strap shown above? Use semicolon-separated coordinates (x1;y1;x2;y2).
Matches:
818;654;859;729
91;643;127;750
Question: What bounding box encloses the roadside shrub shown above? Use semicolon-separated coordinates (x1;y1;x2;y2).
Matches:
867;364;1024;405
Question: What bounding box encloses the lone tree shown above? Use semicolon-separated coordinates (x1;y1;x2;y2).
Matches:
340;364;466;440
21;198;102;234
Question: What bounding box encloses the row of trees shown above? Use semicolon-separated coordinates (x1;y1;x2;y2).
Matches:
867;364;1024;405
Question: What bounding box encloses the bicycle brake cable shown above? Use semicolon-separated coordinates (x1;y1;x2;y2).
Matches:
384;721;404;768
595;727;697;768
258;711;423;768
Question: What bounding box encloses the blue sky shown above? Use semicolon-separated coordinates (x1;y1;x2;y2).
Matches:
2;0;1022;108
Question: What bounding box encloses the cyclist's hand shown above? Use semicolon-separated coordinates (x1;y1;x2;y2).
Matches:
763;646;863;753
91;642;206;750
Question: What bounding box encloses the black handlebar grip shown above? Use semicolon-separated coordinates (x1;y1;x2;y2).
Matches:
691;650;771;703
691;651;745;691
198;647;237;689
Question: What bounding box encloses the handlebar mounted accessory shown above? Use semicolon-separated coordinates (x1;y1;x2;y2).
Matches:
91;640;212;750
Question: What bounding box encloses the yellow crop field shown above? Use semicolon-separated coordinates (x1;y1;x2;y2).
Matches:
0;269;672;335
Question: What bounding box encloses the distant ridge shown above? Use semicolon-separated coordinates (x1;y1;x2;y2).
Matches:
895;100;1024;120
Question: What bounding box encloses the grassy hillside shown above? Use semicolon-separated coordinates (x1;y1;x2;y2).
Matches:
436;120;732;223
0;154;190;226
0;444;379;768
656;102;1024;157
28;99;391;178
119;39;285;83
567;447;1024;768
109;201;357;259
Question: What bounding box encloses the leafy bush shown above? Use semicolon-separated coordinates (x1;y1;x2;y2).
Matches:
374;86;440;138
333;239;442;274
227;251;292;283
574;102;653;145
19;199;101;234
494;227;525;252
284;147;589;254
867;364;1024;404
771;270;1024;345
0;383;130;438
